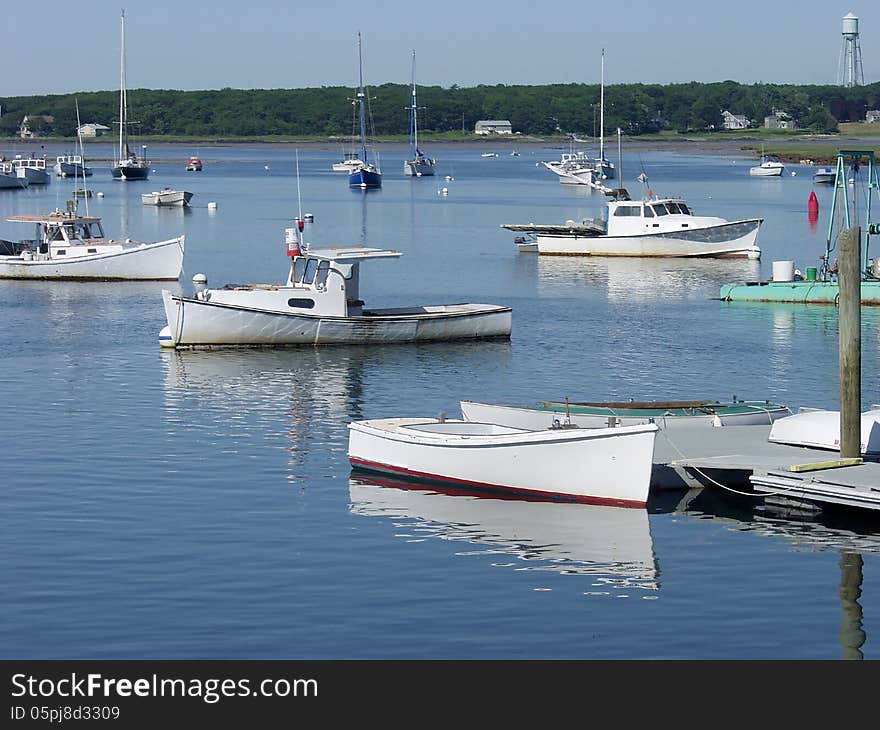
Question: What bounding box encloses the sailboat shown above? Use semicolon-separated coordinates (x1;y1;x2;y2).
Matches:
111;11;150;181
749;145;784;177
403;49;435;177
348;32;382;189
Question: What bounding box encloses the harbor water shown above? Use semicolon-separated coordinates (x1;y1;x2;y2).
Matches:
1;142;878;659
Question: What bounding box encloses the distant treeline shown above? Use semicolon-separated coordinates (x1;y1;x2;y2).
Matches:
1;81;879;138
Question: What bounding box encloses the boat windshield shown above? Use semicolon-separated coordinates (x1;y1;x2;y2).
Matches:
613;204;642;217
651;204;669;216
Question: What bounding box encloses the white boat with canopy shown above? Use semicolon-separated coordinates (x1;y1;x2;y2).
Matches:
348;416;657;507
0;203;184;280
159;224;511;348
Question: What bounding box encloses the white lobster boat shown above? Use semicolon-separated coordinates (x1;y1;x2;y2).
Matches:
347;417;658;507
0;206;184;280
535;193;762;259
159;225;511;348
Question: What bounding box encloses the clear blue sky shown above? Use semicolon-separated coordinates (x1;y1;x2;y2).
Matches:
2;1;877;95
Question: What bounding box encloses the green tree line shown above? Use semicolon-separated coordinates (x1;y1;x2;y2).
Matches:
1;80;878;138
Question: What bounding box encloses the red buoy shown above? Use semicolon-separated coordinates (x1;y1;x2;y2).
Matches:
808;191;819;216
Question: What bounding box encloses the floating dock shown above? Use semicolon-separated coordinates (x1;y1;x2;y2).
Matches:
751;462;880;512
718;279;880;305
657;424;880;512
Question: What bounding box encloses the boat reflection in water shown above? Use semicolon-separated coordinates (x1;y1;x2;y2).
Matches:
161;347;368;477
536;255;760;302
349;474;660;591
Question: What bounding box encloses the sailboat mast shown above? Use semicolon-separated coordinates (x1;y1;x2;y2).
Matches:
410;50;417;157
357;32;368;164
75;100;90;215
599;49;605;164
118;11;126;162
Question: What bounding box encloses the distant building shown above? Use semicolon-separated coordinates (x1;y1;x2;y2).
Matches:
475;120;512;135
721;110;750;130
867;110;880;123
764;108;797;130
18;114;54;138
77;123;111;137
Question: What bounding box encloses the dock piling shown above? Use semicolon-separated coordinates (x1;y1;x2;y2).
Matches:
838;226;862;459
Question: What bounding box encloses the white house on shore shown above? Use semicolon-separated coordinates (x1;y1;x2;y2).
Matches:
764;109;797;129
721;110;750;130
475;120;513;135
867;110;880;123
77;123;111;137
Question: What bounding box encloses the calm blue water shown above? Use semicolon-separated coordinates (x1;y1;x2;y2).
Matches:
2;141;879;659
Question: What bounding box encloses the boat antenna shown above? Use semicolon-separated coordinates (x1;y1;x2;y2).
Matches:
295;148;303;221
75;98;89;215
599;49;605;166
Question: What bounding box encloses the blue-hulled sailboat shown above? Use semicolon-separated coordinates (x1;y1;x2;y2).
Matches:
348;32;382;189
403;50;435;177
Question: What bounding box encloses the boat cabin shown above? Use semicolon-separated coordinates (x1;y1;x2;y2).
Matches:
3;210;115;260
286;246;401;316
12;156;47;172
198;245;403;318
605;197;705;236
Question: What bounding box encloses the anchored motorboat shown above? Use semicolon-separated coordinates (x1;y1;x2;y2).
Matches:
159;223;511;348
0;203;184;280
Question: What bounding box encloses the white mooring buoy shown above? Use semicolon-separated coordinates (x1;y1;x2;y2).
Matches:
207;201;217;209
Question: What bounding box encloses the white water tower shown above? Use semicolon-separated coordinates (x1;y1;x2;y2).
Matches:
838;12;865;87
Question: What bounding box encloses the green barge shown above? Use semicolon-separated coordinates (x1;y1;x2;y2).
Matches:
719;279;880;304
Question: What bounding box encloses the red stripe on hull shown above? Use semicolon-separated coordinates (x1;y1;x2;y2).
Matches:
349;457;645;508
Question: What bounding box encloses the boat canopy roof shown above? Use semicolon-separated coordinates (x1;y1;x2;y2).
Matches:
302;246;401;262
7;211;102;226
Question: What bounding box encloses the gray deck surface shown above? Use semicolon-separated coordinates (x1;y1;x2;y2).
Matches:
656;425;837;470
657;424;880;509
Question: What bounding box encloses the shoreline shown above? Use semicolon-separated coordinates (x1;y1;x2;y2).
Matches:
5;132;878;165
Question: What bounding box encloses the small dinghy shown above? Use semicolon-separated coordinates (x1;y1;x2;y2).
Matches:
768;409;880;455
460;398;791;430
347;416;658;508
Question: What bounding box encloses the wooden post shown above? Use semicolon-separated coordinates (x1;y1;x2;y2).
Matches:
838;226;861;459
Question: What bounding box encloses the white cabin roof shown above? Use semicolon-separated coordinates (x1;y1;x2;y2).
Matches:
7;212;102;226
302;246;401;262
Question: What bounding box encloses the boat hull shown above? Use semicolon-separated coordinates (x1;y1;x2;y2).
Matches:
17;168;50;185
161;292;512;348
749;165;784;177
54;163;92;178
460;400;790;431
142;190;193;207
536;219;762;258
348;418;657;507
112;164;150;180
0;237;184;280
348;168;382;188
0;174;27;189
403;159;436;176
